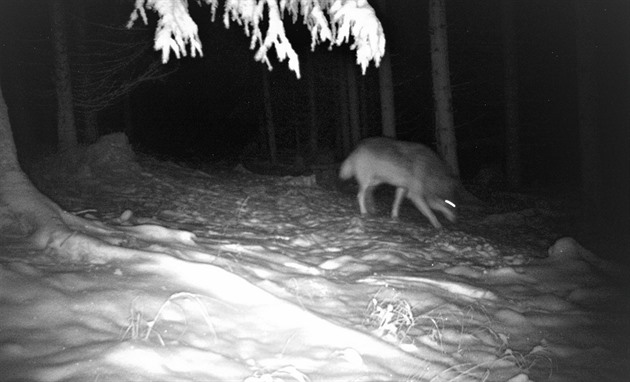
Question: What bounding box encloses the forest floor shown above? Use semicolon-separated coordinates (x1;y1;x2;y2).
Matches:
1;135;628;381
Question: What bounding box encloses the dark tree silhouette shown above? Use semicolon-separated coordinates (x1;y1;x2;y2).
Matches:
50;0;78;151
501;0;521;188
429;0;459;176
0;0;385;260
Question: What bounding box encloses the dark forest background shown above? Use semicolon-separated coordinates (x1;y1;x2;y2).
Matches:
1;0;628;252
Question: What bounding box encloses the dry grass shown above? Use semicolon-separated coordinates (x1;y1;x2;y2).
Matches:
122;292;217;345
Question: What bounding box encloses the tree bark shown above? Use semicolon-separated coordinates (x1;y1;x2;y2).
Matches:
2;58;32;159
574;0;602;225
73;0;98;144
378;49;396;138
0;76;76;253
346;57;361;147
261;67;277;164
1;78;194;262
123;93;134;142
337;54;351;156
502;0;521;188
374;0;396;138
50;0;78;151
0;83;20;176
429;0;459;177
306;55;319;157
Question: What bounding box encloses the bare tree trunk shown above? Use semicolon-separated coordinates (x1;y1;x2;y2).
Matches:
50;0;78;151
2;60;32;158
346;57;361;147
82;111;98;143
294;121;302;165
261;67;277;164
502;0;521;189
374;0;396;138
123;93;134;142
574;0;602;225
337;54;351;156
73;0;98;144
378;50;396;138
359;73;369;138
0;82;20;176
0;42;62;252
0;76;74;253
306;55;319;157
429;0;459;177
1;77;194;262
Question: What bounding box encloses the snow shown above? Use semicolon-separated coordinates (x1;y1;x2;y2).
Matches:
2;151;629;381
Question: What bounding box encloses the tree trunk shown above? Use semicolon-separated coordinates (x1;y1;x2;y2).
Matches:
82;110;98;144
0;82;21;178
502;0;521;189
0;76;76;254
73;0;98;144
429;0;459;177
261;67;277;164
379;50;396;138
306;55;319;158
123;93;134;142
338;54;351;156
359;72;369;138
374;0;396;138
2;59;32;160
574;0;602;225
50;0;78;151
1;79;196;263
346;57;361;147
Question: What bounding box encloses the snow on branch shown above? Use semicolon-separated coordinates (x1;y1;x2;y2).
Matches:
328;0;385;72
127;0;385;77
223;0;301;76
127;0;205;63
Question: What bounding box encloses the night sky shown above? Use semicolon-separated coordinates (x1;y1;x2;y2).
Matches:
0;0;628;191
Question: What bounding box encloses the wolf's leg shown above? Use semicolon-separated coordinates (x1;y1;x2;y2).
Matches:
357;184;369;215
409;195;442;228
429;199;456;222
392;187;407;219
363;185;378;214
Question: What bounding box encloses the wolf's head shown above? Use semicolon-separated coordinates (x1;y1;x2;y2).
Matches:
428;195;457;223
424;173;458;223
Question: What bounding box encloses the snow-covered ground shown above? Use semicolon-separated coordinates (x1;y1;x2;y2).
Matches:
1;144;628;381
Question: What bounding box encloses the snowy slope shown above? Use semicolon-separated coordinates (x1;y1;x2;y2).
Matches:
1;154;628;382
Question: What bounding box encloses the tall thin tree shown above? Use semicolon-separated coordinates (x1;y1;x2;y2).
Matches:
502;0;521;188
50;0;78;151
261;67;278;164
574;0;602;225
72;0;98;143
375;0;396;138
346;57;361;147
338;54;352;156
429;0;459;176
379;50;396;138
306;54;319;157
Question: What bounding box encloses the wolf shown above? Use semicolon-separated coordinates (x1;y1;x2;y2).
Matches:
339;137;457;228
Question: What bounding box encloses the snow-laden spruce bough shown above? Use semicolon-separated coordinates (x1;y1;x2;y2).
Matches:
127;0;386;78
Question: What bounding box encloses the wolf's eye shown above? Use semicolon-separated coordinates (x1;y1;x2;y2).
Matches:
445;200;456;208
